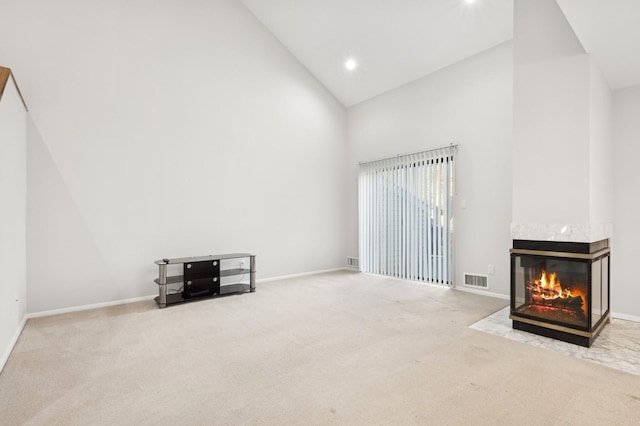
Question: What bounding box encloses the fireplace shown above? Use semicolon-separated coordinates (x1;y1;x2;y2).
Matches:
510;239;610;347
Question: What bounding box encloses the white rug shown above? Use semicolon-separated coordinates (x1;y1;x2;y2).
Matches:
470;306;640;376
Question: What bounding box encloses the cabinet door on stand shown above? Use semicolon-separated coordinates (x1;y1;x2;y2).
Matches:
182;260;220;298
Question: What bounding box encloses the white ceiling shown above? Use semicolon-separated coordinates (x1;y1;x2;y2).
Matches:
241;0;640;107
556;0;640;91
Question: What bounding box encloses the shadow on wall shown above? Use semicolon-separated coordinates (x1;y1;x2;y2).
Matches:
26;116;117;314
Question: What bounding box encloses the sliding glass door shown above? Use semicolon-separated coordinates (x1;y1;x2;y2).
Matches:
358;146;455;285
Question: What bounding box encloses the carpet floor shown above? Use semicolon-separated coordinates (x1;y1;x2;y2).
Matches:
1;270;639;425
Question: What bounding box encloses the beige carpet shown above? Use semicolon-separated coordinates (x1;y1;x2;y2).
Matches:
1;271;639;425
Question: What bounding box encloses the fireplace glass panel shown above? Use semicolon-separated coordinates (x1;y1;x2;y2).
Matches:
592;259;602;325
602;257;609;319
512;255;589;329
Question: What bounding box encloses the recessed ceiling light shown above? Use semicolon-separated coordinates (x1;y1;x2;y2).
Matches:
345;58;357;71
465;0;476;4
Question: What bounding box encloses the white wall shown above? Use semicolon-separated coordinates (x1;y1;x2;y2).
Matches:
512;0;614;241
0;74;27;369
347;42;513;296
513;0;593;227
612;85;640;318
513;0;584;66
589;59;614;227
513;54;591;225
0;0;347;313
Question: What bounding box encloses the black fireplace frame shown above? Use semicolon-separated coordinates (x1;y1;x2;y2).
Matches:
510;239;610;347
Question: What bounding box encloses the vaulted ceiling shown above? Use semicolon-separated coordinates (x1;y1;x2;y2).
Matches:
241;0;640;107
556;0;640;92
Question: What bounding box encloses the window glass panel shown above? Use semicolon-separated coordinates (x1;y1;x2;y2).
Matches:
359;147;455;285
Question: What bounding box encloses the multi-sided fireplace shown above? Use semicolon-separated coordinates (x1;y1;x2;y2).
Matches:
510;239;610;347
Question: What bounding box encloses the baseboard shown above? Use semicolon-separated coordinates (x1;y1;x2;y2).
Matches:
0;315;28;374
611;311;640;323
257;267;350;283
454;285;510;301
24;268;352;319
26;295;157;319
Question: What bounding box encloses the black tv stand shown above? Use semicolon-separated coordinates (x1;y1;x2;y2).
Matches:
153;253;256;308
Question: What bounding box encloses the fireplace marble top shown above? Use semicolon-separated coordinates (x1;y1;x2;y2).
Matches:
511;223;613;243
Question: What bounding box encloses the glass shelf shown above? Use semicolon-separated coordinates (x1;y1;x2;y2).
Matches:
154;268;251;285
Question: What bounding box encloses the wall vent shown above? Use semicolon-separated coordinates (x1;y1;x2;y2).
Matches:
346;257;359;269
463;273;488;289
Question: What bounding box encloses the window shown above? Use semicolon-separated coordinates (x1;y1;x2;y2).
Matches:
358;146;455;285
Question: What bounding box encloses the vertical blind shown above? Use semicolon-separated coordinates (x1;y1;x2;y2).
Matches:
358;145;455;285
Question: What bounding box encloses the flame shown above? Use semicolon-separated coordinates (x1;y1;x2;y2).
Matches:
535;270;562;297
528;269;587;316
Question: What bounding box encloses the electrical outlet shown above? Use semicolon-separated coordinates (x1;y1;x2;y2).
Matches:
488;264;495;275
240;260;245;270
